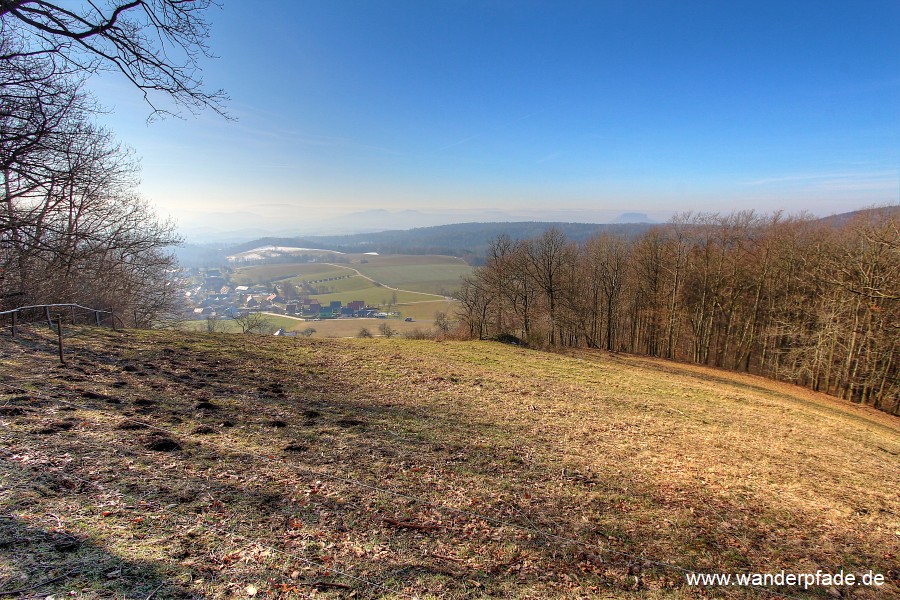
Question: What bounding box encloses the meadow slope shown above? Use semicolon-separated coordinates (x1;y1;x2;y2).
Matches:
1;328;898;598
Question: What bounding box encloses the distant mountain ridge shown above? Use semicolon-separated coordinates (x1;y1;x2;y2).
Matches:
176;207;899;267
228;221;657;262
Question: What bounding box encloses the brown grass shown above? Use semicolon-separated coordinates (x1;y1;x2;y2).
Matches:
0;326;897;599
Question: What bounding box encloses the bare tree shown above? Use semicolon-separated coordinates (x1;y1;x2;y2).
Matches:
433;311;451;334
231;310;268;334
378;321;396;338
0;0;227;117
456;274;493;340
0;100;182;323
205;313;221;333
524;227;573;345
586;233;631;351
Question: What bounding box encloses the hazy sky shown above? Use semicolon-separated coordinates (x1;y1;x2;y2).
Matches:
96;1;900;235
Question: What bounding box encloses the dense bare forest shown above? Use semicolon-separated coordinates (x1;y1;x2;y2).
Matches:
458;208;900;416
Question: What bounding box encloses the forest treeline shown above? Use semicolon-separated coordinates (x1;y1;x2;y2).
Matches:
457;209;900;416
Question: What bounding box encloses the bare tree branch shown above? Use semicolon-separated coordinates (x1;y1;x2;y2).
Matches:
1;0;228;118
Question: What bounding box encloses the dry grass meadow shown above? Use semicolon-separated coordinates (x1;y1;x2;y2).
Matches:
1;326;898;598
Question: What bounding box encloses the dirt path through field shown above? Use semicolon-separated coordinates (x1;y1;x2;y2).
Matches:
323;262;452;300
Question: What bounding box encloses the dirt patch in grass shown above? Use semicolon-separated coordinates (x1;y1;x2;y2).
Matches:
35;420;76;435
115;421;147;431
145;436;182;452
191;425;218;435
0;326;897;598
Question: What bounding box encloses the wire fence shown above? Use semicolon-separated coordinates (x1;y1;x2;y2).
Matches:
0;303;121;337
0;376;806;600
0;303;125;366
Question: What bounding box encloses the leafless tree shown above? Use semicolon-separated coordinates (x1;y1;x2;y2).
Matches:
0;98;182;323
0;0;227;118
433;311;451;334
1;0;222;323
524;227;572;345
231;310;268;334
205;313;221;333
456;273;493;340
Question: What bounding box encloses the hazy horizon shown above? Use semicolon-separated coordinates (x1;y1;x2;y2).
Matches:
92;2;899;237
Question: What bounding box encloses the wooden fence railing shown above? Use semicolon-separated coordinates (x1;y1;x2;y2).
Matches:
0;303;121;337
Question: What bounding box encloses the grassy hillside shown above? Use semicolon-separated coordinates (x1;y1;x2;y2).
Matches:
1;328;898;598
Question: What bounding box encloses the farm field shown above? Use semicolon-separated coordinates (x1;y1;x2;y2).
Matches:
180;313;443;337
179;314;310;334
392;299;457;321
230;263;342;285
229;255;470;298
277;317;433;338
307;286;439;307
1;327;897;598
350;255;472;296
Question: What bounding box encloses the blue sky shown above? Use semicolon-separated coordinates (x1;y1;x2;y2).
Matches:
97;1;900;236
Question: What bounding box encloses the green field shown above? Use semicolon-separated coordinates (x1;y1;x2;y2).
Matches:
180;315;432;338
307;286;439;306
231;262;340;284
285;273;370;294
276;317;434;338
393;299;457;320
180;314;308;334
228;256;467;298
350;255;471;295
180;310;449;337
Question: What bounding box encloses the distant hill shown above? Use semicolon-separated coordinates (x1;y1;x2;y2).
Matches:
230;221;656;263
612;212;655;224
816;205;900;227
189;207;900;268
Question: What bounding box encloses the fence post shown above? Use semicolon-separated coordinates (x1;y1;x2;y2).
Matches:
111;311;117;331
46;306;52;328
57;315;65;365
71;305;76;325
11;311;17;338
95;310;101;326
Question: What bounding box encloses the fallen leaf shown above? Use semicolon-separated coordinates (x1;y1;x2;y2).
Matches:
246;584;257;596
